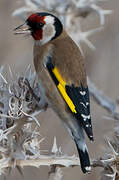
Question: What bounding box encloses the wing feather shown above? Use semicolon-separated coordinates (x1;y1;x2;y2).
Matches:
46;57;93;141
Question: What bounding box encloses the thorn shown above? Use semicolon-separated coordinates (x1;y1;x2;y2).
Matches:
0;65;4;74
51;137;58;154
12;0;38;17
105;171;116;179
16;166;24;177
24;0;38;9
8;66;13;79
91;4;112;25
99;10;112;25
0;72;8;84
106;138;118;156
21;110;41;128
79;27;103;50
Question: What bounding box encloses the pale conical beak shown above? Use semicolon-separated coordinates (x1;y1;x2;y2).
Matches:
14;22;31;35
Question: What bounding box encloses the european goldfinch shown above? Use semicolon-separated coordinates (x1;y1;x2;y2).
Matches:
14;12;94;173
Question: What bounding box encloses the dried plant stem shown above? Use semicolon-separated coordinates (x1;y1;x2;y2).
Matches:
1;155;80;169
1;155;112;173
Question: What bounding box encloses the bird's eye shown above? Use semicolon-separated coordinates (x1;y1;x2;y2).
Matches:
39;22;44;26
36;22;44;29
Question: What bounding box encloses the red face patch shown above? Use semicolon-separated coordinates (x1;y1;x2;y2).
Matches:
32;29;42;40
28;14;45;24
27;13;46;40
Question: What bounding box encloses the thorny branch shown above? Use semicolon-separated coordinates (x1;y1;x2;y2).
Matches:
88;78;119;120
13;0;112;26
88;77;119;179
0;66;119;180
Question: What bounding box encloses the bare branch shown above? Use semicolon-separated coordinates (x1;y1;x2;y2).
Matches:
88;78;119;120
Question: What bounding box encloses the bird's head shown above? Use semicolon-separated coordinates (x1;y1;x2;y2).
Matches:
14;12;63;45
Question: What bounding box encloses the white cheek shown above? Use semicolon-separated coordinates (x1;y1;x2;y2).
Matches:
34;16;56;45
40;24;56;45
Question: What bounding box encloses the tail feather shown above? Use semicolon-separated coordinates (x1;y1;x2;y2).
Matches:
74;139;91;173
82;119;94;141
75;113;94;141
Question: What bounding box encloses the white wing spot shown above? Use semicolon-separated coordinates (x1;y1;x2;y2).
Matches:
80;91;86;96
81;114;90;119
85;166;91;171
80;102;87;108
86;124;89;127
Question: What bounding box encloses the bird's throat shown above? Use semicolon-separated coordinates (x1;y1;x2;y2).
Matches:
32;29;43;40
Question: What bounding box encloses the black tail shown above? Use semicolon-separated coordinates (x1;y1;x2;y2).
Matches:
75;113;94;141
74;140;91;173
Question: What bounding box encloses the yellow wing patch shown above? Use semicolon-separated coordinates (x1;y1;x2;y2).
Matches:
52;67;65;88
53;67;77;113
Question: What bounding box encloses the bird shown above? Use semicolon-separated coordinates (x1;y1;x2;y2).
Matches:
14;12;94;173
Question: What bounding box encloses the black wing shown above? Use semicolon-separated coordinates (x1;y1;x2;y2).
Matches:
66;84;93;141
46;57;93;141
